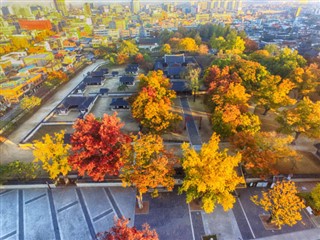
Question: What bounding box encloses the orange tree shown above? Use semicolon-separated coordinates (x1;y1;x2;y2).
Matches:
131;71;182;133
33;130;71;181
121;134;176;209
68;113;131;181
251;181;305;229
179;133;244;213
96;217;158;240
231;131;299;178
210;82;260;138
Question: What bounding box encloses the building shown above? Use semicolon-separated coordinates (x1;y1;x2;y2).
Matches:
18;20;52;31
1;52;28;66
119;76;135;86
110;98;130;110
131;0;140;14
54;0;68;16
0;73;44;103
23;53;54;66
84;3;91;16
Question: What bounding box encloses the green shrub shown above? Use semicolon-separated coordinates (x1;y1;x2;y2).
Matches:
311;184;320;211
0;160;39;184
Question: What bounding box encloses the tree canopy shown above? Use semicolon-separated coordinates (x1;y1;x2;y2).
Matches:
251;181;305;229
69;113;131;181
33;130;71;180
179;133;244;213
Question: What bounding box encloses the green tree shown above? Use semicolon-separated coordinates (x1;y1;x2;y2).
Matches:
185;66;201;102
179;133;244;213
311;183;320;211
0;161;39;183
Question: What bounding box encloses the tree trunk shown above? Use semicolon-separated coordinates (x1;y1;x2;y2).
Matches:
136;192;143;209
193;91;196;102
291;132;301;145
262;106;270;116
267;214;272;223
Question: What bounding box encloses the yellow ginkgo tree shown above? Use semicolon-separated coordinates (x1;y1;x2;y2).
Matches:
121;134;177;209
33;130;71;183
179;133;244;213
251;181;305;229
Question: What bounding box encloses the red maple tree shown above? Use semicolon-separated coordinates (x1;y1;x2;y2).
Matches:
69;113;131;181
96;218;158;240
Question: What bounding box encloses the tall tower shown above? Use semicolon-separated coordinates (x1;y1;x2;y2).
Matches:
131;0;140;14
53;0;67;16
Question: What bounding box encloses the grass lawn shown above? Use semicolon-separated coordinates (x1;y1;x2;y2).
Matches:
254;106;281;132
275;151;320;174
28;124;74;142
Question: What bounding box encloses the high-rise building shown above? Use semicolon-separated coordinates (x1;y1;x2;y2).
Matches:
53;0;67;16
84;3;91;16
131;0;140;14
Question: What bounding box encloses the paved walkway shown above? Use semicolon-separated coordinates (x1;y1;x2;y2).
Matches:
255;228;320;240
0;187;136;240
180;97;202;146
0;61;106;164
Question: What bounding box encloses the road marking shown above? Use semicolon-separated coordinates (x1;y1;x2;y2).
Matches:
188;203;196;240
0;230;16;240
18;190;24;240
57;201;78;213
25;193;46;205
236;191;256;239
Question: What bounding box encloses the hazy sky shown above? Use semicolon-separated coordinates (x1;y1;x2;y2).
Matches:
1;0;319;6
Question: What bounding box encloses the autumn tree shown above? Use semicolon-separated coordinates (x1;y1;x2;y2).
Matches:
198;44;209;55
69;113;131;181
20;96;41;111
11;36;30;50
96;217;158;240
118;40;138;56
161;43;171;55
179;133;244;213
255;75;296;115
203;65;241;89
209;81;261;138
231;59;269;93
131;71;182;133
134;53;145;64
33;130;71;181
121;134;176;209
244;38;258;53
289;63;320;100
178;37;198;52
277;97;320;143
231;132;299;178
184;66;201;102
116;53;129;65
251;181;305;229
47;70;69;86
